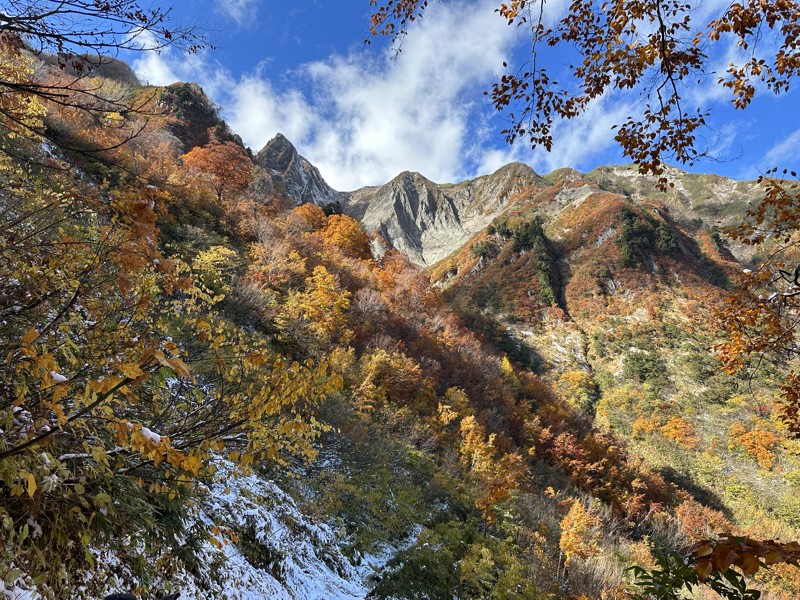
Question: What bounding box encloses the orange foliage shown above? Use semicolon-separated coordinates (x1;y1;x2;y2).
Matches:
717;174;800;437
459;416;526;523
631;416;659;438
675;498;733;541
542;425;673;523
293;202;328;230
181;140;253;200
660;417;699;450
559;499;602;567
247;237;307;289
321;214;371;259
688;536;800;581
728;422;780;469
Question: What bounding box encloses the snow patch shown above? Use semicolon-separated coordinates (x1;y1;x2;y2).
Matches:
140;427;161;444
49;371;68;383
10;460;400;599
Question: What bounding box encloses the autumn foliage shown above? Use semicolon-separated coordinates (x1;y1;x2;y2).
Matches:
181;140;253;200
370;0;800;186
2;4;800;597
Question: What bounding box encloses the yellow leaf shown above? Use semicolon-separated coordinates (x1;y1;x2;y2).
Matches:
166;356;190;378
26;472;37;498
22;327;38;345
119;363;146;379
52;383;67;404
91;375;124;394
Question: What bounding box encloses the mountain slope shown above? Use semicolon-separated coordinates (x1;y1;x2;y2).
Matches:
343;162;547;265
249;137;760;270
5;62;800;600
250;138;549;265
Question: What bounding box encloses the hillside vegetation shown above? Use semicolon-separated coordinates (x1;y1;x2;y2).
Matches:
1;44;800;600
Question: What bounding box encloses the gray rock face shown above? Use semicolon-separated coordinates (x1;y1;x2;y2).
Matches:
251;135;550;266
343;162;548;265
250;134;764;270
254;134;345;207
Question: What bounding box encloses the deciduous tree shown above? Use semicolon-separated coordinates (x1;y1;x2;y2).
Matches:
459;415;526;522
181;140;253;201
0;1;207;154
321;213;371;259
559;499;603;568
370;0;800;186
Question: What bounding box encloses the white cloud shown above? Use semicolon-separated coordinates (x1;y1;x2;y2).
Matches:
132;49;179;86
126;29;179;86
132;1;524;189
128;0;749;188
226;72;315;147
757;128;800;172
124;0;792;190
227;2;521;188
531;94;638;173
129;30;232;99
215;0;260;28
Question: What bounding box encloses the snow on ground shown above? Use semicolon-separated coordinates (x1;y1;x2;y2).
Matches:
0;583;39;600
4;461;402;600
177;460;370;599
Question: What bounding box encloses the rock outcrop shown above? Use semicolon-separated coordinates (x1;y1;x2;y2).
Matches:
343;162;548;265
254;134;345;207
250;134;761;269
159;82;244;152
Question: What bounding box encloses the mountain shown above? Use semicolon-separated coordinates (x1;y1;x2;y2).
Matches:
5;65;800;600
158;82;245;152
343;163;547;265
254;133;345;207
251;138;760;269
252;138;548;265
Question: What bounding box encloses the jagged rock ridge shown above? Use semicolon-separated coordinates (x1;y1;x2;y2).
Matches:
255;133;345;207
253;135;761;268
158;82;244;152
344;163;548;265
253;134;550;265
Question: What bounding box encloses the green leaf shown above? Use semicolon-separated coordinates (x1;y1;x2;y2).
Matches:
4;568;22;587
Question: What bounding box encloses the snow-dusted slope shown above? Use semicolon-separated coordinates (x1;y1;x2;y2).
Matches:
177;464;374;600
2;463;394;600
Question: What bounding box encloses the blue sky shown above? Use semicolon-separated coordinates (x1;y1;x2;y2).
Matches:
126;0;799;190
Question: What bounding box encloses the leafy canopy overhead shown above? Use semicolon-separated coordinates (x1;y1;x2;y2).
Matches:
369;0;800;186
0;0;206;66
0;1;208;153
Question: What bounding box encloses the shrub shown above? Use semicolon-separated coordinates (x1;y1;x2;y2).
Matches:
616;207;677;268
470;239;495;260
623;349;667;387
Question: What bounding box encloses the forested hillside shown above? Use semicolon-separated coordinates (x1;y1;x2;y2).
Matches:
2;12;800;600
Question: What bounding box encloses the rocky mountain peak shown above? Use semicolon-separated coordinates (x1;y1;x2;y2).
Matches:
158;82;243;152
494;161;541;178
342;162;552;266
255;132;297;173
254;133;344;207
